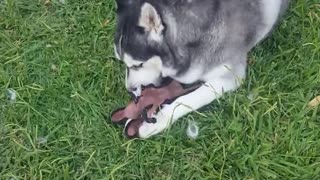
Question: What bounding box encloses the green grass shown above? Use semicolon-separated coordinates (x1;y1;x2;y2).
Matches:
0;0;320;179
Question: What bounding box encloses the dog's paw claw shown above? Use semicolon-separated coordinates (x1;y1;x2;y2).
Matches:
145;117;157;124
138;112;171;138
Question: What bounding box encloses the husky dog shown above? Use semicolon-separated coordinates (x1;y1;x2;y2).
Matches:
114;0;289;138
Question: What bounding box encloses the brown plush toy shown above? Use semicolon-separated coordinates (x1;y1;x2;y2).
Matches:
111;79;201;138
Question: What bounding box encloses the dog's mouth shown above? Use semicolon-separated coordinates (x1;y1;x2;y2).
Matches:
129;77;173;101
130;77;202;104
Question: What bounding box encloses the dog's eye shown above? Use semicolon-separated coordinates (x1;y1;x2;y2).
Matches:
135;26;145;34
130;63;143;70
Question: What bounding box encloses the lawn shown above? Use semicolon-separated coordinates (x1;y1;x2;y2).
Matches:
0;0;320;179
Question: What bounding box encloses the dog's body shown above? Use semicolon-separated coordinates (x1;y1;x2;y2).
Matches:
114;0;289;138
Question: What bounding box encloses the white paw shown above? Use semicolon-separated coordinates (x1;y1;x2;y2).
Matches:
138;110;172;139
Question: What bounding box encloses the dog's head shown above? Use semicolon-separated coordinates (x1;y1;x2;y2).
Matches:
114;0;171;91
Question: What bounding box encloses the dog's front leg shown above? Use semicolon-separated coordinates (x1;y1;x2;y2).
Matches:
138;74;244;139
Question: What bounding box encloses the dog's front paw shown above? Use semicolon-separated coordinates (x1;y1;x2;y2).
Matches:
138;107;173;139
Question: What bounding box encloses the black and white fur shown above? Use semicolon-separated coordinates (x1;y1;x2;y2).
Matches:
114;0;290;138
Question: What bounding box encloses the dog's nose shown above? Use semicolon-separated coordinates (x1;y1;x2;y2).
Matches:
128;86;142;98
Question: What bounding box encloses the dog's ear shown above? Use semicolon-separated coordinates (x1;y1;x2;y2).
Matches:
139;3;164;41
